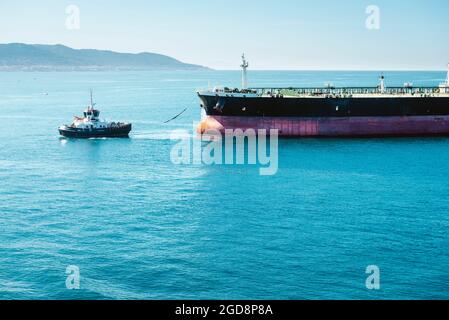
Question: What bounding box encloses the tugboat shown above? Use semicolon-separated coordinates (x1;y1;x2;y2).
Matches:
59;91;132;138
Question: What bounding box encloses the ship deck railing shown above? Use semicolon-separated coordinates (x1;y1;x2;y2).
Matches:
249;86;449;96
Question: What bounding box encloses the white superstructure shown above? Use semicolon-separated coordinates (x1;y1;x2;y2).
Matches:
379;74;386;94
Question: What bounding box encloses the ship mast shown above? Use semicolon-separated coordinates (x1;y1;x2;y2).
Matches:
241;54;249;90
439;63;449;91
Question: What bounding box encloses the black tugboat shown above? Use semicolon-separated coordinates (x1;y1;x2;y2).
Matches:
59;92;132;138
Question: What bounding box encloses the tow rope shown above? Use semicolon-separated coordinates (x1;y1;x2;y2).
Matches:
164;108;188;124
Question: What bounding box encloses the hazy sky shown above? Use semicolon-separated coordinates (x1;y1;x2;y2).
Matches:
1;0;448;70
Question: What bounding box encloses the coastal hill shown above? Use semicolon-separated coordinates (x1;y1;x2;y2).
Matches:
0;43;209;71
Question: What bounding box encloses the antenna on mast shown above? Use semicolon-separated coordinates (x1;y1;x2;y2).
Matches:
241;53;249;90
89;89;95;109
446;63;449;85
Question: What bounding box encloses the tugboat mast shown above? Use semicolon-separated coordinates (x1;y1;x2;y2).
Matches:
89;89;95;110
241;54;249;90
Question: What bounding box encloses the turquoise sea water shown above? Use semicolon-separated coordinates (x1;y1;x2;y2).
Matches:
1;70;449;299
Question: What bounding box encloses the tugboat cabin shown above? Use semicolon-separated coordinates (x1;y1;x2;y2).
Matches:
83;108;100;119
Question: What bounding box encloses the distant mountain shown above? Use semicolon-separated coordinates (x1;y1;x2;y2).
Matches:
0;43;209;71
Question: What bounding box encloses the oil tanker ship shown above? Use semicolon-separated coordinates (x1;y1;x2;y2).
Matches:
197;56;449;137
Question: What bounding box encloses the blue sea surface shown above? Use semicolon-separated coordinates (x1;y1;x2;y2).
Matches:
1;70;449;299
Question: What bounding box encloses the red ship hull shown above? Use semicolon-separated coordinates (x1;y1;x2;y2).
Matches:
198;115;449;137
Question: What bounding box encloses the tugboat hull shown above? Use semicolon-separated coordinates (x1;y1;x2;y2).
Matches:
59;124;132;139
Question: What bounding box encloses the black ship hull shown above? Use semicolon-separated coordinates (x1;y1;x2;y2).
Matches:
59;124;132;139
199;95;449;117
